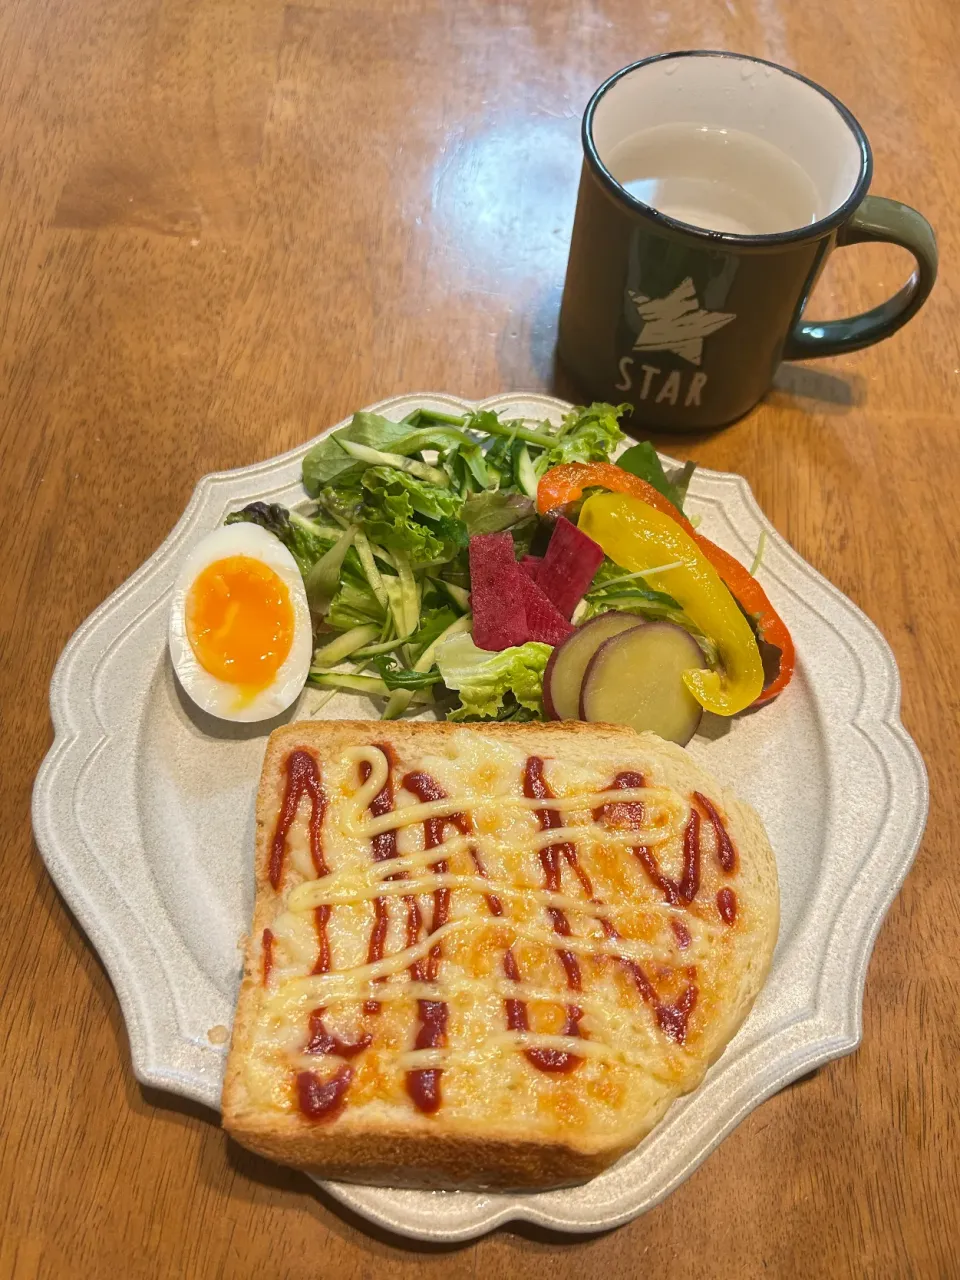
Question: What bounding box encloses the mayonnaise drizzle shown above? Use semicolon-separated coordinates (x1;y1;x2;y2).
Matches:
269;914;695;1006
351;787;682;839
397;1033;650;1070
288;874;617;919
266;977;688;1048
256;742;716;1095
341;745;685;839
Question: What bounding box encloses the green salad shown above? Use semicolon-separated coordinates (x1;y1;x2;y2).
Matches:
225;402;697;721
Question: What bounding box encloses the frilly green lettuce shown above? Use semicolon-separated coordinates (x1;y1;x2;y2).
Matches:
358;467;466;566
435;632;552;721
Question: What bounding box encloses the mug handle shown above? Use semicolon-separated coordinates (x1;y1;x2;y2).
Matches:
783;195;938;360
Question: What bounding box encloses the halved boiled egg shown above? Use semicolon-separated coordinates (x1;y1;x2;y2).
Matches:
169;523;312;722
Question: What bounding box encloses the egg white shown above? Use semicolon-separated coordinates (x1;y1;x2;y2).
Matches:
168;523;313;723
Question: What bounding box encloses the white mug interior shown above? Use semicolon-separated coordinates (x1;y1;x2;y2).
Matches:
590;53;865;226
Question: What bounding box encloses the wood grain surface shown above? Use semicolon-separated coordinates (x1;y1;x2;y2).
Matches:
2;0;957;1275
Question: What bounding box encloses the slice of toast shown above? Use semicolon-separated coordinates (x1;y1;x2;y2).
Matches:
222;720;778;1190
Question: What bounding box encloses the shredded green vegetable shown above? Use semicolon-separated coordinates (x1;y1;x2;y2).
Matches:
750;530;768;578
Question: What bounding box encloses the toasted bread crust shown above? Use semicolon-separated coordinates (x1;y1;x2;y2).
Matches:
222;720;779;1190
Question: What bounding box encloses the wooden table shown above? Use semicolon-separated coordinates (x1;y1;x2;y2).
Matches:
3;0;957;1274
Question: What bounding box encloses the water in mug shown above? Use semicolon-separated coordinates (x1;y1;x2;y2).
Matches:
607;123;821;235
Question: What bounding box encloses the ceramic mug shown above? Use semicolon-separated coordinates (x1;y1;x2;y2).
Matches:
557;51;938;430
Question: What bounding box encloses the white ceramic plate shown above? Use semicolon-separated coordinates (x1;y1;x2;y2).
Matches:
33;392;927;1242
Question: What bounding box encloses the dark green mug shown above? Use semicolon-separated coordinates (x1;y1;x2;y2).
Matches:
558;51;938;430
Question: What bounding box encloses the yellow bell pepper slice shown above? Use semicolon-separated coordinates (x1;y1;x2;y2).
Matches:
578;492;764;716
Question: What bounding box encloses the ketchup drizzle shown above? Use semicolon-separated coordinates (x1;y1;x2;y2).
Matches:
471;849;503;916
261;928;274;986
503;946;583;1072
634;846;681;906
694;790;738;873
360;749;398;1013
363;898;389;1014
405;895;425;982
304;1007;372;1059
679;808;701;904
269;750;328;889
403;771;462;983
312;904;332;975
297;1065;353;1121
407;999;448;1112
362;749;398;861
595;772;698;1044
293;750;404;1119
671;918;692;950
518;756;585;1073
599;911;698;1045
524;757;583;988
655;984;698;1042
600;771;702;907
402;772;471;837
594;770;645;826
287;745;731;1120
717;887;738;924
401;771;466;1112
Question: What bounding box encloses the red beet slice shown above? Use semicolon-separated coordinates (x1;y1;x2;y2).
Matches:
515;570;575;647
468;533;529;650
536;517;605;620
519;555;542;581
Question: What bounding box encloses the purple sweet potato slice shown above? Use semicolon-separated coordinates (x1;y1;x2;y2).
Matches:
536;517;605;620
543;612;645;719
580;622;704;746
519;555;542;580
468;533;529;650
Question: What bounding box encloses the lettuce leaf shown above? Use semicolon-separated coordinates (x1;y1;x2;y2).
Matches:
616;441;695;513
408;604;459;662
363;465;459;523
303;414;415;494
315;468;366;524
481;430;521;488
435;632;552;721
359;467;466;565
440;444;489;495
303;411;468;495
303;402;629;500
543;402;627;467
462;491;535;536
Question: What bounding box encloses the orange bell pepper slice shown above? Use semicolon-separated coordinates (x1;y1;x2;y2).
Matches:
537;462;795;703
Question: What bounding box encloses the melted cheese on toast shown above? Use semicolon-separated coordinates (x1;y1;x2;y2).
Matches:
223;721;779;1187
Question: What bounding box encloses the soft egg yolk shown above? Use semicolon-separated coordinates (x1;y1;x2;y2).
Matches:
186;555;294;690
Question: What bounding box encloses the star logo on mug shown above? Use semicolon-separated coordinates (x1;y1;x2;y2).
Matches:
629;279;736;366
